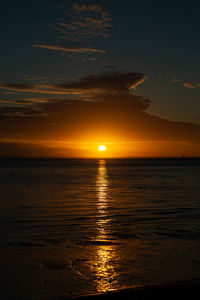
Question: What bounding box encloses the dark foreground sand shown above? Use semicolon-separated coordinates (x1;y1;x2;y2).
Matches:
63;280;200;300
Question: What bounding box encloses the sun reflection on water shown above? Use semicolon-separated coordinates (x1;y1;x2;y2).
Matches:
94;160;118;293
96;160;108;217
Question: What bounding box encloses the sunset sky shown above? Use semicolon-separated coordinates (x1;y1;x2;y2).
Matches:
1;0;200;157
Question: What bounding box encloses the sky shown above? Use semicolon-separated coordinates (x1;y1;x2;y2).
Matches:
0;0;200;157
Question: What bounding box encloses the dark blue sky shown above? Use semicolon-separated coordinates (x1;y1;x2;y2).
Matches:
1;0;200;123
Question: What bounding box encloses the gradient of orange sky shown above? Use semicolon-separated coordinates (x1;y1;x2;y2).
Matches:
0;72;200;158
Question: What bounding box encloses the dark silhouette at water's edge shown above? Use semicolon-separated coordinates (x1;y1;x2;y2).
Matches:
70;280;200;300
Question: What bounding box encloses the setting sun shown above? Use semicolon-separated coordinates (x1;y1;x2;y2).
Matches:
99;145;106;151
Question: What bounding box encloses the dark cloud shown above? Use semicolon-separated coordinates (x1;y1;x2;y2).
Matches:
0;71;200;153
0;141;82;158
57;72;146;91
0;83;74;95
0;97;200;146
0;105;47;117
0;72;148;109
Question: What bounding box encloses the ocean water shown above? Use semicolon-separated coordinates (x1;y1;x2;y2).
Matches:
0;158;200;299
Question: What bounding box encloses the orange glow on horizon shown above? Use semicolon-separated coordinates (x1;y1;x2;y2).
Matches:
1;137;200;158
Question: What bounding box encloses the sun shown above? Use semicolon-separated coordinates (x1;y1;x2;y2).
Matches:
99;145;106;152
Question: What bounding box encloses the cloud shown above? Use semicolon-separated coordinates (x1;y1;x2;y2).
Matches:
33;43;106;54
0;98;49;106
0;141;81;158
32;3;111;59
171;78;183;83
61;3;112;39
0;99;27;105
169;78;200;89
158;76;200;89
0;83;82;95
0;105;47;117
23;97;50;103
0;71;200;156
184;82;196;89
0;72;148;109
25;77;47;82
72;4;109;14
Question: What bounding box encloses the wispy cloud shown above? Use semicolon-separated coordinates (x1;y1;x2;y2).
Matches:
0;97;49;106
60;3;112;39
184;82;196;89
33;43;106;54
33;3;111;59
158;76;200;89
0;99;27;105
0;83;81;95
25;77;47;82
170;78;183;83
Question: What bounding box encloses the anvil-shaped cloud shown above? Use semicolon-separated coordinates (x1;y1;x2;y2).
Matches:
0;71;200;157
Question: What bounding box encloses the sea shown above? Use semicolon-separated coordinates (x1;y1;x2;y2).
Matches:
0;158;200;299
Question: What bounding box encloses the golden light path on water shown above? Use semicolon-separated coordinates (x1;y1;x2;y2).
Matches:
95;160;118;293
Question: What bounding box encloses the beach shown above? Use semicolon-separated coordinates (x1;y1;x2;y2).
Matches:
55;280;200;300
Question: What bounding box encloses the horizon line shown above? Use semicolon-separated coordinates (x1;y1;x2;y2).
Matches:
0;156;200;160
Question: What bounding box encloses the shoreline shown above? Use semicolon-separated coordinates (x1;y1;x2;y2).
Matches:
69;280;200;300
